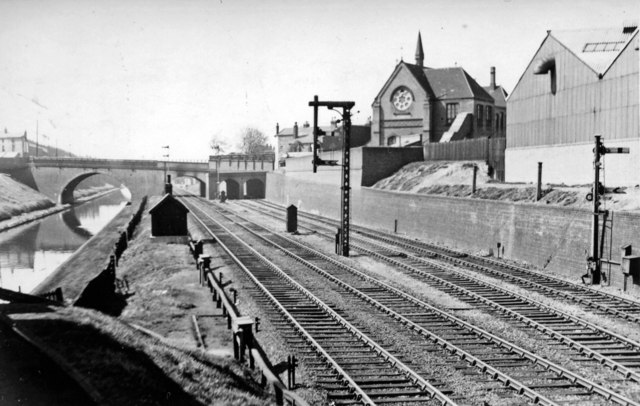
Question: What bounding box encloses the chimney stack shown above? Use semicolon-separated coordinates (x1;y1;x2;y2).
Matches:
293;122;299;138
276;122;280;134
490;66;496;90
165;174;172;195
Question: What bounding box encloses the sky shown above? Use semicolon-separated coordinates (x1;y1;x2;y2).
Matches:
0;0;638;160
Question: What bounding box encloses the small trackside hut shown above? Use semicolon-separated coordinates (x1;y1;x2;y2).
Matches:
149;177;189;240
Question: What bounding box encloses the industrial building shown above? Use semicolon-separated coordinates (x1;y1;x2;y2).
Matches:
506;23;639;185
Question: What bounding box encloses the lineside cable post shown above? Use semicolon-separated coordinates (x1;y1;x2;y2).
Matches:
309;95;355;257
586;135;629;285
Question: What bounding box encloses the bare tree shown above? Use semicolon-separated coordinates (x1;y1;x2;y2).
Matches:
238;127;271;155
209;132;228;155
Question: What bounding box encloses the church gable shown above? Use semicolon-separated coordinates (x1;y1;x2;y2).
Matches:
373;62;432;107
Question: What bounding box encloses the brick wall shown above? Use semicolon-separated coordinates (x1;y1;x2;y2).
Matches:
361;147;424;187
266;172;640;289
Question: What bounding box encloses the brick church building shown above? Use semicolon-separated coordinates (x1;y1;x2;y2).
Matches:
370;33;507;147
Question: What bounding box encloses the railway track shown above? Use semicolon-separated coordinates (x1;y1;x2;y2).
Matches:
249;198;640;324
249;199;640;321
181;194;640;405
181;196;453;405
230;199;640;385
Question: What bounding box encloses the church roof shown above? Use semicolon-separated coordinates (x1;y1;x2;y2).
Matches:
400;62;494;102
403;63;435;98
483;86;508;108
549;24;638;76
424;67;494;101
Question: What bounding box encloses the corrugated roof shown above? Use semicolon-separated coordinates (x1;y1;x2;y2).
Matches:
551;25;638;75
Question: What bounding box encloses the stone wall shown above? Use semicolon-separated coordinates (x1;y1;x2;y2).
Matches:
266;171;640;289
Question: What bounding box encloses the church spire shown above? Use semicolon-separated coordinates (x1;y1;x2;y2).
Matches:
415;31;424;67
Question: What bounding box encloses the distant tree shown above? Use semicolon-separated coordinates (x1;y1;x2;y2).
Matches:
238;127;271;155
209;133;228;155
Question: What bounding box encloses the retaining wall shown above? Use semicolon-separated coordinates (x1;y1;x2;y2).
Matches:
266;171;640;288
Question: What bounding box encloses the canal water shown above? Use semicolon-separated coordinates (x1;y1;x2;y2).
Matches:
0;189;130;293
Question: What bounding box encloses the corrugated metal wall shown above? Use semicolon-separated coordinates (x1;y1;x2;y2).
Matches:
508;33;639;149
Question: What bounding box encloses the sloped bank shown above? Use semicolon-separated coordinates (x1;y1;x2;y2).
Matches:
266;171;640;291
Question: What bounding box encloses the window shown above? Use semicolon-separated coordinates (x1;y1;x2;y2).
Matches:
446;103;459;126
387;136;397;146
486;106;493;129
11;140;15;151
476;105;484;129
583;41;624;53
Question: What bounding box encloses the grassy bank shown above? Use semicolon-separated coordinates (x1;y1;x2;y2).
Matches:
3;303;272;406
0;174;54;221
5;196;275;405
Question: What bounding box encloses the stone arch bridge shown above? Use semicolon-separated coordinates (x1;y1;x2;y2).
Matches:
0;156;274;203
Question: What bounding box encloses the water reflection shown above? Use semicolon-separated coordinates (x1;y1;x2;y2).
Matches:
0;189;128;293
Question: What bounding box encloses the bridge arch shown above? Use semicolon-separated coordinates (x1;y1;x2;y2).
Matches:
173;175;206;197
245;178;265;199
224;178;241;200
59;171;128;205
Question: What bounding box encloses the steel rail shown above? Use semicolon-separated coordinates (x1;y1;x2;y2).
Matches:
353;241;640;384
251;199;640;319
238;200;640;360
351;224;640;323
183;197;456;406
218;199;640;406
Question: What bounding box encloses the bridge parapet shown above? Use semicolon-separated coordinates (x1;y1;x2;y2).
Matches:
209;155;275;174
0;157;30;170
30;157;209;172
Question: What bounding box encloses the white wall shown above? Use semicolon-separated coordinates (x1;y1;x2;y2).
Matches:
506;137;640;185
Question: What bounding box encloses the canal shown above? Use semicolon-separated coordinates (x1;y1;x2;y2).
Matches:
0;189;130;293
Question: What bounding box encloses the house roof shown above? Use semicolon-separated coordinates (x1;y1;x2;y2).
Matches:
276;124;335;144
1;130;27;139
483;86;508;108
148;193;189;214
550;25;638;76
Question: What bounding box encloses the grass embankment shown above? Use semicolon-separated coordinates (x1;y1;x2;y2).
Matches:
110;197;274;404
373;161;640;210
7;196;275;405
0;174;54;221
3;303;271;406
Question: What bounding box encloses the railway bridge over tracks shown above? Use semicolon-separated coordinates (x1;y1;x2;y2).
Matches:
0;155;274;203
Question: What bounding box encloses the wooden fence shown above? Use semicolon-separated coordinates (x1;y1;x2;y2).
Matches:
423;137;506;181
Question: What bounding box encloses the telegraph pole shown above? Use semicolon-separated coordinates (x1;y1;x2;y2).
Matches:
309;95;355;257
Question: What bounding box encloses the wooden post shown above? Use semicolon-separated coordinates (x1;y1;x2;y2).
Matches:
536;162;543;201
472;165;478;194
